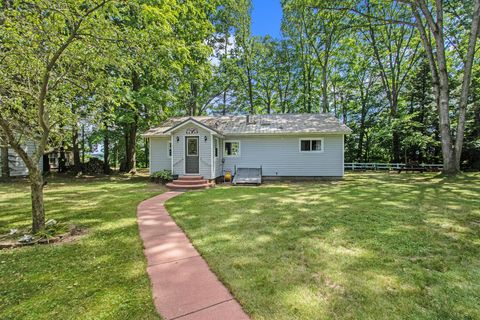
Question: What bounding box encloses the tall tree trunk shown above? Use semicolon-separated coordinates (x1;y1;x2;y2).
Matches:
1;136;9;178
222;91;227;115
222;31;228;116
144;138;149;169
307;67;312;112
321;64;329;113
29;167;45;233
123;70;141;173
410;0;480;174
124;117;137;173
246;65;254;114
190;83;198;116
357;102;367;161
437;81;456;173
72;126;81;173
103;123;110;174
81;124;86;164
59;140;66;173
391;92;401;163
454;0;480;169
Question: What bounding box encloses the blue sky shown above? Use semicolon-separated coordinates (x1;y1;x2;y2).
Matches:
251;0;283;38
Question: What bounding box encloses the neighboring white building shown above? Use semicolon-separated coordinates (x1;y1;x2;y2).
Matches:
144;114;351;181
0;141;43;177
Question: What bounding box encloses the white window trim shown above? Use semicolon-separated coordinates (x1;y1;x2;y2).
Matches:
224;140;241;157
214;138;219;158
168;141;172;158
299;137;325;153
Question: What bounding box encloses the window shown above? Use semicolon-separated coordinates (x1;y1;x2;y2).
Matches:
168;142;172;157
224;141;240;157
299;138;324;152
214;138;219;158
187;138;198;156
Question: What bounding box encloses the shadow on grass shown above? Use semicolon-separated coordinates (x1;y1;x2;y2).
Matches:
166;172;480;320
0;175;165;320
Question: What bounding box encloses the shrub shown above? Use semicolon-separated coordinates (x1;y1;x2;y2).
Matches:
150;170;173;183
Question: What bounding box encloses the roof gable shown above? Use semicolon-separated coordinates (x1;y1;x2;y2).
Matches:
163;117;222;135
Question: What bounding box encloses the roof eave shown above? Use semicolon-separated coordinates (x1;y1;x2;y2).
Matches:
222;131;351;136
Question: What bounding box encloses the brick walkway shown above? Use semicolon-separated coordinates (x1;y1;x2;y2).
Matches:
137;192;250;320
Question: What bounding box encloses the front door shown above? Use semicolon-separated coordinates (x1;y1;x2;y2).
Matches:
185;136;199;174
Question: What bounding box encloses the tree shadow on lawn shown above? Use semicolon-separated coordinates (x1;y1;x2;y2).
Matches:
0;177;164;319
0;225;160;319
166;173;480;319
0;176;164;233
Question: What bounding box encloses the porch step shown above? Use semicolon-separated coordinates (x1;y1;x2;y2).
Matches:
166;176;213;190
178;175;204;181
166;182;213;190
173;179;209;186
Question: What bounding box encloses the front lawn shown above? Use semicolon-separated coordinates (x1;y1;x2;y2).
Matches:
166;173;480;320
0;175;164;320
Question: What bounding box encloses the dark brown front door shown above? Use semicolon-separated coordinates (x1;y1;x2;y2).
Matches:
185;136;199;174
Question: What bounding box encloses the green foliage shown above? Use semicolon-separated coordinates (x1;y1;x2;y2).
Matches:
150;169;173;181
34;221;69;240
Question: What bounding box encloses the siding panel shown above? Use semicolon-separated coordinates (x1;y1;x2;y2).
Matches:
149;137;171;174
223;135;344;177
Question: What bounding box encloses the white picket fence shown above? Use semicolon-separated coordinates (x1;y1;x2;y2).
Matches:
344;162;443;171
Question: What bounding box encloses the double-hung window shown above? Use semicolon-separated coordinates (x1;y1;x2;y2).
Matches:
224;141;240;157
299;138;324;152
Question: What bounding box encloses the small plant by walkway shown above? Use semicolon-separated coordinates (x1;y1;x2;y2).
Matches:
166;173;480;320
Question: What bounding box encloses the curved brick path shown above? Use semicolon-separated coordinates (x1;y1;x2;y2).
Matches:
137;191;250;320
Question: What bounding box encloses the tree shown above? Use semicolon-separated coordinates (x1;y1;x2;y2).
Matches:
318;0;480;173
364;2;420;162
234;0;257;114
254;36;278;114
405;0;480;173
0;0;112;232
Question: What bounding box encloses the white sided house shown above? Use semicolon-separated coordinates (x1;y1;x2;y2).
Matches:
0;141;43;177
145;114;351;188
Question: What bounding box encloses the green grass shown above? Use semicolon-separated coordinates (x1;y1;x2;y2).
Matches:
166;173;480;320
0;175;165;320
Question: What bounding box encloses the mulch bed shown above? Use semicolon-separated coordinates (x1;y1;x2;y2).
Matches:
0;226;87;250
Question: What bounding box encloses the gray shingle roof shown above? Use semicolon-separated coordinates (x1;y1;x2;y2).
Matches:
144;113;351;137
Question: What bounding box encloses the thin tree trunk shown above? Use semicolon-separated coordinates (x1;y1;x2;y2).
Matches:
124;70;141;173
29;167;45;233
246;65;254;114
59;140;66;173
103;123;110;174
72;126;81;173
454;0;480;168
222;31;228;116
124;117;137;173
1;136;9;178
81;124;85;164
357;103;367;161
391;93;402;163
144;138;149;169
321;64;329;113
